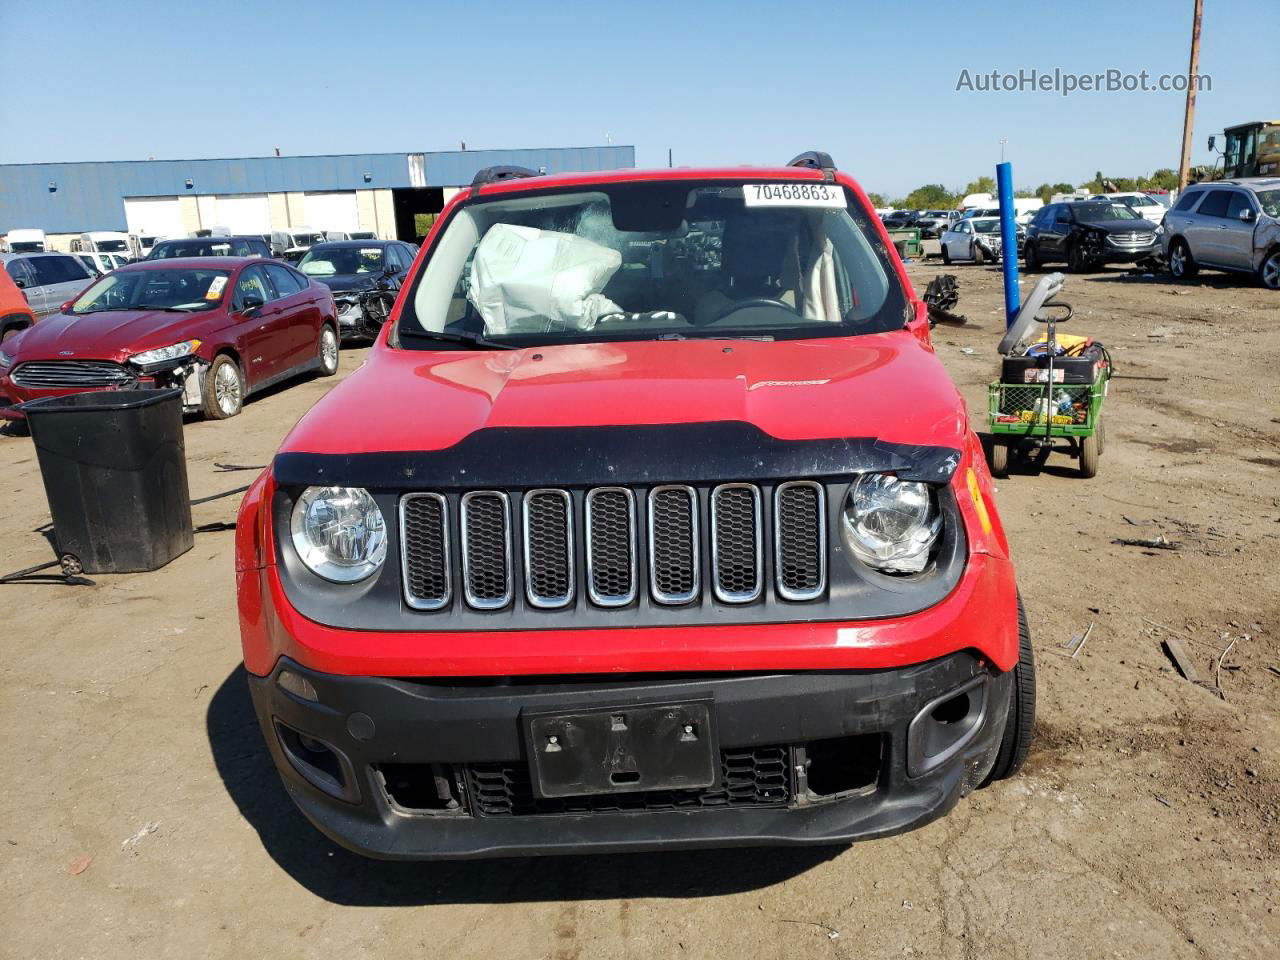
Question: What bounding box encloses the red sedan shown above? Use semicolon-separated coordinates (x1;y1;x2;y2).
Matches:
0;257;339;422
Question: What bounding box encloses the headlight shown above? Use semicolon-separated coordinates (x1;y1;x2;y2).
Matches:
841;474;941;574
0;350;12;369
290;486;387;583
129;339;202;368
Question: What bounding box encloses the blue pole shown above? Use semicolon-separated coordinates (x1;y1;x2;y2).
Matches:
996;161;1020;329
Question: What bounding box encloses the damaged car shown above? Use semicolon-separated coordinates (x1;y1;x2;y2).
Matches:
0;258;338;424
235;154;1036;860
297;240;418;341
1023;200;1159;272
939;216;1013;264
1161;178;1280;290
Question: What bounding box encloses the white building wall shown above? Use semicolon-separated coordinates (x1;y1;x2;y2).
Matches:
303;192;360;234
214;194;272;234
123;197;185;239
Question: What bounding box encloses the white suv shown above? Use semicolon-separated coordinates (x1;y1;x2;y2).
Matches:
1161;179;1280;289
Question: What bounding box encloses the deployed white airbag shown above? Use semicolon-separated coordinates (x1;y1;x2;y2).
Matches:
467;223;623;333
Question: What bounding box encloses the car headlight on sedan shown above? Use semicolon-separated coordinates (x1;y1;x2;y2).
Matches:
841;474;941;574
290;486;387;583
0;349;12;369
129;339;202;369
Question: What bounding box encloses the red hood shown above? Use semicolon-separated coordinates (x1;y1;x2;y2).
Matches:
282;332;968;454
8;309;214;364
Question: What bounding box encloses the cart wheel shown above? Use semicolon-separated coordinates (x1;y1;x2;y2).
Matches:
1095;415;1105;455
989;440;1010;478
1079;432;1100;478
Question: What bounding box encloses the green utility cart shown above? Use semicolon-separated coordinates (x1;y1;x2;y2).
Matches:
987;273;1112;479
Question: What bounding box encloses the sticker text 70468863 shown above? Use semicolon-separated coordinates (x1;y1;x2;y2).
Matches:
742;183;845;208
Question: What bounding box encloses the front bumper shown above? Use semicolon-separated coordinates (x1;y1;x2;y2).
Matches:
248;651;1011;860
1098;238;1159;262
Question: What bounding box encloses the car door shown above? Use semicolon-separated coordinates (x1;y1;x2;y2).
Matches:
1046;205;1074;260
231;264;290;387
1220;191;1260;270
1184;189;1229;265
4;258;49;318
40;254;95;309
264;262;320;368
947;221;971;259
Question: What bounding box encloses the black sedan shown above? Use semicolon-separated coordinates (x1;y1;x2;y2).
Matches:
295;240;418;340
1023;201;1159;272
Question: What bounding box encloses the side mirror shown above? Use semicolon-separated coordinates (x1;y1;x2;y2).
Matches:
240;294;265;313
12;276;26;289
1239;208;1256;223
1207;135;1216;151
61;300;75;313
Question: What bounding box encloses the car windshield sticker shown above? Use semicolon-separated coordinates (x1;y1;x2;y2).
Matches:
205;276;228;300
743;183;845;208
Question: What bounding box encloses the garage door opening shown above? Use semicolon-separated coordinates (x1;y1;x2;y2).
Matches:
391;188;444;244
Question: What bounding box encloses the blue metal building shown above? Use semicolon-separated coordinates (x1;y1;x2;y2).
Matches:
0;145;635;238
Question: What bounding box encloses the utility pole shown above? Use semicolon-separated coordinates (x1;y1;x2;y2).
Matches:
1177;0;1204;189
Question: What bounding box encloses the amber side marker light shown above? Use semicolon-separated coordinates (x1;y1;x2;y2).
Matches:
965;468;993;535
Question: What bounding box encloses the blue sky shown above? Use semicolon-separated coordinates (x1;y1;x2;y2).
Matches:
1;0;1275;197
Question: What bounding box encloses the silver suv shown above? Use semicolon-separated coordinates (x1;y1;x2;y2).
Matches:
0;252;97;319
1161;178;1280;289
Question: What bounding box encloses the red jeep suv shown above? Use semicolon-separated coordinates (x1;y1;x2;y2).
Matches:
236;153;1035;859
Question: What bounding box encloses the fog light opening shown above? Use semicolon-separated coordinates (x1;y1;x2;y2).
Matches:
277;669;319;702
274;720;356;802
931;691;971;726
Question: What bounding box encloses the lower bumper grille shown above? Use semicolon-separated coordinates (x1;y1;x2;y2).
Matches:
465;745;792;816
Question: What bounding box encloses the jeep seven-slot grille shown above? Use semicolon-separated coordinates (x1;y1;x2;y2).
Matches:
399;483;829;612
464;745;791;816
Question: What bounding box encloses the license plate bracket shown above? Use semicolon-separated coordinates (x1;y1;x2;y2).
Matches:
522;700;717;799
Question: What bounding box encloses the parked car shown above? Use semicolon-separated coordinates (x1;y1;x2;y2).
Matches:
74;251;132;277
914;210;961;239
0;258;339;425
147;236;271;260
271;228;326;262
296;240;418;340
1161;178;1280;289
72;231;131;254
1;228;47;253
881;209;920;229
940;216;1008;264
235;155;1035;860
1;252;95;320
1023;201;1159;271
1088;192;1167;224
0;268;35;342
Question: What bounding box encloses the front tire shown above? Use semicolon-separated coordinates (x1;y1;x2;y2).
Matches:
1079;431;1100;478
941;246;951;265
318;324;340;377
983;594;1036;784
1024;241;1039;272
1260;249;1280;290
1067;241;1089;273
973;243;986;266
1169;239;1198;280
202;354;244;420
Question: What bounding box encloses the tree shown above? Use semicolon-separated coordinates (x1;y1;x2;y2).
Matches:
1138;168;1179;191
865;192;889;208
963;176;997;197
903;184;958;210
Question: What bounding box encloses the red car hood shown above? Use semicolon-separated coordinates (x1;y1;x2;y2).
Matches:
9;310;212;364
283;331;968;454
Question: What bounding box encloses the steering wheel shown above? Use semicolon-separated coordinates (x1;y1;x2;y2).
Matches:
710;297;799;323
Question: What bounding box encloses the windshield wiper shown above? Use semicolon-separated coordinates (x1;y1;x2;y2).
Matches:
137;304;192;312
399;327;518;350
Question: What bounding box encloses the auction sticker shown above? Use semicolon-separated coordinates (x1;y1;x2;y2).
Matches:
743;183;845;208
205;276;228;300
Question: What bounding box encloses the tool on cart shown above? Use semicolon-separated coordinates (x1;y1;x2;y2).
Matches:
988;272;1112;478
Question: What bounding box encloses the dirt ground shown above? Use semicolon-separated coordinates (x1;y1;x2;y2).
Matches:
1;254;1277;959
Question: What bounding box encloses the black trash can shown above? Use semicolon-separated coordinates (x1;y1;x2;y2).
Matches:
22;389;194;574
